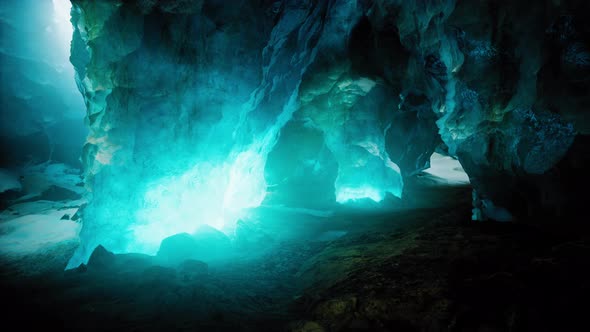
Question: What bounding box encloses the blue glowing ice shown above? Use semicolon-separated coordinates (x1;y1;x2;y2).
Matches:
66;0;351;268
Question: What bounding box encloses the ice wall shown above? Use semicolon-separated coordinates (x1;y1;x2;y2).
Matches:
67;0;405;268
67;0;590;268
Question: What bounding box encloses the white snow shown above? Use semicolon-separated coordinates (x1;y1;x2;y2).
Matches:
0;163;84;257
0;204;80;255
423;153;470;185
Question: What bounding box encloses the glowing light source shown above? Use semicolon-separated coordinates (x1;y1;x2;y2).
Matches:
132;148;268;255
51;0;74;66
333;144;403;205
336;186;385;203
52;0;71;22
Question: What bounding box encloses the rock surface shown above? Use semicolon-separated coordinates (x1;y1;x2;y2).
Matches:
68;0;590;268
1;184;588;331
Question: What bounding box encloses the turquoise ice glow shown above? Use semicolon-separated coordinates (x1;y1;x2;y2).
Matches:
333;146;403;204
336;186;385;203
132;148;268;254
65;0;406;269
130;92;302;254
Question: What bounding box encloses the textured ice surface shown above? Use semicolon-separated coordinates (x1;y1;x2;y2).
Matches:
65;0;407;269
64;0;589;268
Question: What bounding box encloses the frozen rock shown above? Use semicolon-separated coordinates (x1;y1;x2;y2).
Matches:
66;0;590;267
67;0;406;267
87;245;116;269
234;219;274;249
156;226;232;265
157;233;199;266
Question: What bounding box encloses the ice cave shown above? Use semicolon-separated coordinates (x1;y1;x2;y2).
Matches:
1;1;589;331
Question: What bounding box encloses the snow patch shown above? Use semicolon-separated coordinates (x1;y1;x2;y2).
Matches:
0;207;80;255
423;153;470;185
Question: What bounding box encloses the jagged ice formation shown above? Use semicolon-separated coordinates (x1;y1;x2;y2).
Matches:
67;0;589;268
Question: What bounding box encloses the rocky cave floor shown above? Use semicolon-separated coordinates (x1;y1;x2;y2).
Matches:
1;170;589;332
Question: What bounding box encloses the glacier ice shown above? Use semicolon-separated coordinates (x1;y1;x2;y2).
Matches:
66;0;406;268
62;0;590;269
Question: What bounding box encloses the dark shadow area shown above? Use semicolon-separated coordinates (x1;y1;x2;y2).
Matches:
1;177;588;331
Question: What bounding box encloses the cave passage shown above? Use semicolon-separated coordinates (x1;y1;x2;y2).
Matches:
61;0;583;269
1;1;589;331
